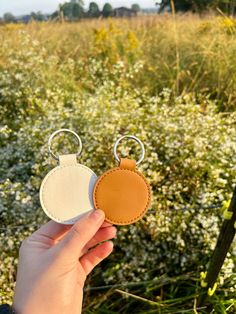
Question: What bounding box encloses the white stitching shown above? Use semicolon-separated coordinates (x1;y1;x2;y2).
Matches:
40;164;96;223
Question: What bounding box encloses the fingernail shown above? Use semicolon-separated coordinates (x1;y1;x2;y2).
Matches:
91;209;104;221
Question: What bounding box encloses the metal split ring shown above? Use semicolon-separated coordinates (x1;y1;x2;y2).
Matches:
48;129;82;161
113;135;145;165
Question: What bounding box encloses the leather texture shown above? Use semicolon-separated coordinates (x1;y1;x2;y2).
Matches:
40;154;97;224
93;158;151;225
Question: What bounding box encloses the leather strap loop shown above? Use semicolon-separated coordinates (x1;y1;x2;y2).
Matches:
58;154;77;166
119;158;136;170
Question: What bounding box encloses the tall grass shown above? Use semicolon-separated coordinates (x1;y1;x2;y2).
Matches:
0;14;236;313
1;14;236;110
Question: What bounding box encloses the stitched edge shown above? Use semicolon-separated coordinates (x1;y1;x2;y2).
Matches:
40;164;97;224
93;167;151;225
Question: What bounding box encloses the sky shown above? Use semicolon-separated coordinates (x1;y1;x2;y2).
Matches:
0;0;156;16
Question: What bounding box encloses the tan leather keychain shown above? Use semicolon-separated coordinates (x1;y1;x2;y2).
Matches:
93;135;151;225
39;129;97;224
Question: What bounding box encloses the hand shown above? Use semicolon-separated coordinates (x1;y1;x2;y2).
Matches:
12;209;116;314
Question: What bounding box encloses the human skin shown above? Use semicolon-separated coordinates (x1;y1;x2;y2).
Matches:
12;209;116;314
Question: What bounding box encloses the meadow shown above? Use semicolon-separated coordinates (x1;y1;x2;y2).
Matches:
0;14;236;313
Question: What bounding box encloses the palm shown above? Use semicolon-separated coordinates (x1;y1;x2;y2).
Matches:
13;210;115;314
25;219;115;287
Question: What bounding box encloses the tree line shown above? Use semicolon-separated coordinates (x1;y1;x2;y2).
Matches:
158;0;236;15
52;1;142;20
1;1;141;23
1;0;236;23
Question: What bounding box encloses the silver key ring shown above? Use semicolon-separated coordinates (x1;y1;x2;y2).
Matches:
48;129;82;161
113;135;145;165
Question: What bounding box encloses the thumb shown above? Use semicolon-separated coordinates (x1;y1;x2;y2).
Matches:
56;209;105;260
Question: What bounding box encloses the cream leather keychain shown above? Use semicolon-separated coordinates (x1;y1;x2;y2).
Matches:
93;135;151;225
39;129;97;224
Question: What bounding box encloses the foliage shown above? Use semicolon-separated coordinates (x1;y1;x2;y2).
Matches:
87;2;100;18
0;17;236;312
102;3;113;18
3;13;16;23
60;0;84;20
30;11;45;22
131;4;141;12
159;0;236;14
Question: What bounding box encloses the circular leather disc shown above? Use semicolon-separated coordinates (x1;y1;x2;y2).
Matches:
40;164;97;224
93;167;151;225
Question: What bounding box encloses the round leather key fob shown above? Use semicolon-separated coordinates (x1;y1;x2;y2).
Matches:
39;129;97;224
93;136;151;225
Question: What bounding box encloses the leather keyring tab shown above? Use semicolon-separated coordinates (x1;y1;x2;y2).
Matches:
40;153;97;224
40;129;98;225
93;158;151;225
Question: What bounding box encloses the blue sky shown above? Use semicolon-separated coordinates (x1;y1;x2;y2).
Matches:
0;1;156;16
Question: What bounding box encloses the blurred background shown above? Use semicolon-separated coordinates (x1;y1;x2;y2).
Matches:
0;1;236;313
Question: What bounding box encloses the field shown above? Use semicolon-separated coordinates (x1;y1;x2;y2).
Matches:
0;14;236;313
